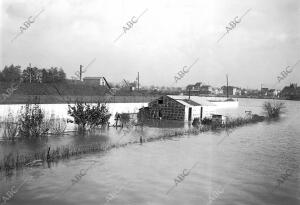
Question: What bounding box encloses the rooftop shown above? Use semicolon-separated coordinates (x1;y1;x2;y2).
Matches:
167;95;215;106
83;77;104;80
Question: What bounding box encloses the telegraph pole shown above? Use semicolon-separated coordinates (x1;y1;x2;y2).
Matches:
80;65;83;81
29;63;32;83
226;74;229;98
137;72;140;91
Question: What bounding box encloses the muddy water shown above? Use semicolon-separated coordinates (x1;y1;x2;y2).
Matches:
0;99;299;205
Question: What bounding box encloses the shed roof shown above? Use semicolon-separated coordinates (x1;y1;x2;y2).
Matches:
167;95;215;106
176;100;199;107
181;99;201;106
83;77;104;80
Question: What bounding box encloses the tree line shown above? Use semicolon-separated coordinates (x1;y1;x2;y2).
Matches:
0;64;66;83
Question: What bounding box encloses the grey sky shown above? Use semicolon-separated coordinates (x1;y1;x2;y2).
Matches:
1;0;299;89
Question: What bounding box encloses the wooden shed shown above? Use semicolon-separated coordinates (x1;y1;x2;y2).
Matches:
146;95;216;121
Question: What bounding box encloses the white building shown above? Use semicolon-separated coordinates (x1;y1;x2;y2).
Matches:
83;77;108;86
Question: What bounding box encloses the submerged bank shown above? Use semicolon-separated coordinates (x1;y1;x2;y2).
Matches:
0;115;266;174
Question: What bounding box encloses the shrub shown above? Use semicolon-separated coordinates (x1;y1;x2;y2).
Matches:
263;101;285;118
68;101;111;130
192;118;200;127
49;117;67;135
119;113;130;125
252;114;265;122
201;117;212;125
3;112;19;140
18;104;49;138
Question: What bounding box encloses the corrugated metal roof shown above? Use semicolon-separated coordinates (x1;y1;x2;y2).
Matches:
167;95;215;106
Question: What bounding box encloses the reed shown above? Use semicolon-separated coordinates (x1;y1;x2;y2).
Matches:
0;141;120;173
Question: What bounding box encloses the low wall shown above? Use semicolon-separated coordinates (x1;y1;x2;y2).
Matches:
0;95;159;104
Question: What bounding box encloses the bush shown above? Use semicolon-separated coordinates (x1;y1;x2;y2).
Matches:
49;116;67;135
252;114;265;122
3;112;19;140
192;118;200;127
201;117;212;125
263;101;285;118
119;113;130;125
18;104;49;138
68;101;111;130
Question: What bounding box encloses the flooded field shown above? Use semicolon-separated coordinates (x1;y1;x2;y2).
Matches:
0;98;299;205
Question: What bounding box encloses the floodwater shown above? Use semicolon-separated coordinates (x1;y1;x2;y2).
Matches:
0;98;300;205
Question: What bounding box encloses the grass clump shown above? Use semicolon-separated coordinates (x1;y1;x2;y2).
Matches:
263;101;285;118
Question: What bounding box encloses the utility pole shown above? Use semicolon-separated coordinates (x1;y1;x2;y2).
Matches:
226;74;229;98
80;65;83;81
29;63;31;83
137;72;140;91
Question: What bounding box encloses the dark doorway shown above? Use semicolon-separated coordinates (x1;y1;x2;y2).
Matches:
188;108;192;121
158;110;162;118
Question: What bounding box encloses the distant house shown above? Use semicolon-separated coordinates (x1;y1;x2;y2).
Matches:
68;78;83;85
186;83;213;95
281;83;300;100
186;84;195;91
194;82;202;90
241;89;248;95
143;95;216;121
83;77;109;87
235;87;242;95
120;81;137;91
221;86;241;96
186;84;198;95
267;89;280;97
211;87;222;95
261;87;269;96
199;85;213;94
129;82;137;91
244;89;260;97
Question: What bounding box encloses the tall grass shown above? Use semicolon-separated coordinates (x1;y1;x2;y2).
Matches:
0;141;120;173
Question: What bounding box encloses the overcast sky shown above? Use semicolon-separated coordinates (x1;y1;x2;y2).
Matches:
0;0;299;89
